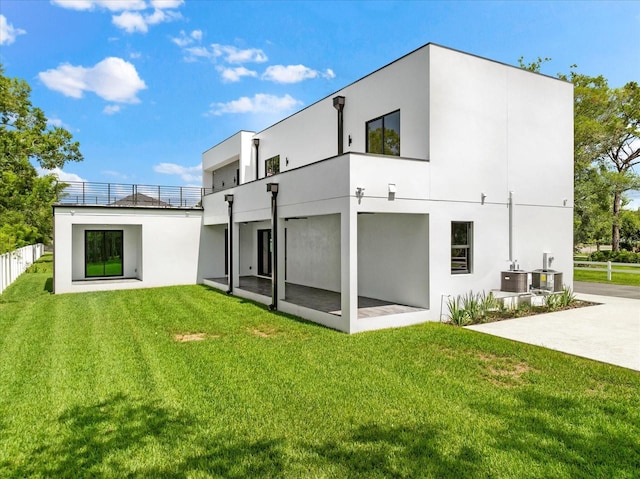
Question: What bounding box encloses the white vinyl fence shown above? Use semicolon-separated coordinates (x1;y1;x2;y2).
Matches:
0;244;45;295
574;260;640;281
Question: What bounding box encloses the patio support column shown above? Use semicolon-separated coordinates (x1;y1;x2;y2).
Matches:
224;194;234;294
267;183;279;310
340;199;358;333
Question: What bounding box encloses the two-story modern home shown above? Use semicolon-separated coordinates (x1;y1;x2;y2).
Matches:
53;43;574;333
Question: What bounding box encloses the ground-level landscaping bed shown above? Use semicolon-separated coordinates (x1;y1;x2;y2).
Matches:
1;255;638;478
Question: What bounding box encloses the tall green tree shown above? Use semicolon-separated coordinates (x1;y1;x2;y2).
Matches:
0;65;83;253
564;73;640;251
519;58;640;251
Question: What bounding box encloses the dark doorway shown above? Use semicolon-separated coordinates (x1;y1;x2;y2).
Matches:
257;228;272;277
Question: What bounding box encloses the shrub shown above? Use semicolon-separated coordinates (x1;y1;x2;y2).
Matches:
447;296;469;326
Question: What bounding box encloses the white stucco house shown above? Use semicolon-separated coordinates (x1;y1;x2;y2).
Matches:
53;43;574;333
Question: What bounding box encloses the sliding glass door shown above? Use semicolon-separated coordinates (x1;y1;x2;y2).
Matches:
85;230;123;277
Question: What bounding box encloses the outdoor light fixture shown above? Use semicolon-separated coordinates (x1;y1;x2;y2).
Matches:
481;193;487;205
266;183;279;193
253;138;260;180
224;194;234;203
333;95;346;155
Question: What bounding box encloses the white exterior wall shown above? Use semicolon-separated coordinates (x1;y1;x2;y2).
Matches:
54;206;204;294
254;47;430;174
202;131;255;188
285;214;341;292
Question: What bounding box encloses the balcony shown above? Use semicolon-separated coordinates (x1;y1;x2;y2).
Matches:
54;181;212;209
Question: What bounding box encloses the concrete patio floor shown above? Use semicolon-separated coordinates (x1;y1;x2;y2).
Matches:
205;276;424;319
467;293;640;371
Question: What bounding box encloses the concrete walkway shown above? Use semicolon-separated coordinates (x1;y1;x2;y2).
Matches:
466;293;640;371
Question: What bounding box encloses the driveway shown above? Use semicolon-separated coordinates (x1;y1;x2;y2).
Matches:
466;293;640;371
574;281;640;299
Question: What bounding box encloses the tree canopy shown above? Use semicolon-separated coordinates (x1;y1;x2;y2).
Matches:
0;66;83;253
519;58;640;251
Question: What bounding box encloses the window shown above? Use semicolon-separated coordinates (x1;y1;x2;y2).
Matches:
85;230;123;277
451;222;472;274
366;110;400;156
265;155;280;177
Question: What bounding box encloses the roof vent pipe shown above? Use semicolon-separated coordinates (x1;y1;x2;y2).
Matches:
333;96;346;155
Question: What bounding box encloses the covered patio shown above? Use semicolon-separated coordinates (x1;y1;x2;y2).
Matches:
204;276;425;319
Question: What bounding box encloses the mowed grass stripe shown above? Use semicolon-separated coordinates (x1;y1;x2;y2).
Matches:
1;255;639;478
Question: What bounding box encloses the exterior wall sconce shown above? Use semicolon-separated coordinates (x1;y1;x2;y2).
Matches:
348;134;352;146
355;186;365;204
266;183;279;193
481;193;487;205
388;183;396;201
224;194;234;204
563;198;568;206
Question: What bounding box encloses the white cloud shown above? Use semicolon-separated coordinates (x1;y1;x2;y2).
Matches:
262;64;335;84
112;11;148;33
51;0;147;12
129;51;142;59
39;57;147;103
209;93;302;116
218;66;258;83
39;167;87;183
151;0;184;8
211;44;267;64
47;117;75;130
153;162;201;183
53;0;182;33
103;104;121;114
171;29;201;47
0;15;26;45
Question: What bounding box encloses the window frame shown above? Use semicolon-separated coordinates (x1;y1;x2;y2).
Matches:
84;229;124;278
265;155;280;177
366;109;400;156
451;221;473;275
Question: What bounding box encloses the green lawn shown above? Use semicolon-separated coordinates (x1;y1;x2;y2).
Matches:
574;268;640;286
1;255;639;478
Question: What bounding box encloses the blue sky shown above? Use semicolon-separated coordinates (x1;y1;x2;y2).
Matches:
1;0;639;204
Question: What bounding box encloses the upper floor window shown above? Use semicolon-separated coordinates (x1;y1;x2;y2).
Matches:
366;110;400;156
265;155;280;177
451;221;473;274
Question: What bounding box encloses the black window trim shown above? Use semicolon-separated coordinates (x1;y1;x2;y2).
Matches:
366;109;401;156
451;221;473;275
265;154;280;177
84;229;124;278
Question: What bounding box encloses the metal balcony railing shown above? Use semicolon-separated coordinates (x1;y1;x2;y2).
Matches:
54;181;212;209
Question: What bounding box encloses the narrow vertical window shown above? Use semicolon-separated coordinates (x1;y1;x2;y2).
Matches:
85;230;123;277
366;110;400;156
451;222;472;274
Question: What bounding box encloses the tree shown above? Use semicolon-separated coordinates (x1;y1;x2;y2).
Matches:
564;73;640;251
0;65;83;253
519;58;640;251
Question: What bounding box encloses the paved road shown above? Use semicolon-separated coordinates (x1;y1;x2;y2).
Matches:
574;281;640;300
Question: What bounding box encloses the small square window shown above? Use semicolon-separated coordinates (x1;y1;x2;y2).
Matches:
366;110;400;156
265;155;280;177
451;222;472;274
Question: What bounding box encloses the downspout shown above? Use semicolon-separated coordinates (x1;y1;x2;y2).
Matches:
267;183;279;310
333;96;345;155
508;191;514;266
253;138;260;180
225;194;234;294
